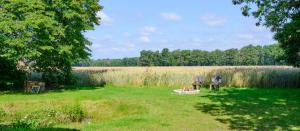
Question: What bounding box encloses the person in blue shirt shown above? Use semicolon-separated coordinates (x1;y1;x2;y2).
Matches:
210;74;222;91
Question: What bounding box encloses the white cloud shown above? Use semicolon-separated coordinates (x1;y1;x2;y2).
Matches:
161;12;181;21
127;43;135;48
140;36;151;43
108;44;136;53
201;15;227;27
141;26;157;35
86;36;97;41
237;34;254;40
123;32;131;37
97;12;114;25
192;38;202;43
254;26;265;32
160;39;169;43
111;47;134;52
89;43;104;52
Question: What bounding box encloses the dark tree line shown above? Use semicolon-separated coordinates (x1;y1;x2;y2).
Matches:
74;57;139;67
74;44;286;67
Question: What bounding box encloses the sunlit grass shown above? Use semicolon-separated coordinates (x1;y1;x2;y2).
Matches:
1;86;300;130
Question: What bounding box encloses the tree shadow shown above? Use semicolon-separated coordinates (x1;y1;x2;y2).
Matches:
0;124;80;131
0;86;104;95
49;85;103;92
195;88;300;130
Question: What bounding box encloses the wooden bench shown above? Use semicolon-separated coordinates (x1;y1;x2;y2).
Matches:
24;81;45;93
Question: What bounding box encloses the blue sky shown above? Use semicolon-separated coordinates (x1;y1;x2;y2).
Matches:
84;0;276;59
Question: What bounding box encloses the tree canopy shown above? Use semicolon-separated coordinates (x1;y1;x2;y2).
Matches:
0;0;102;87
232;0;300;66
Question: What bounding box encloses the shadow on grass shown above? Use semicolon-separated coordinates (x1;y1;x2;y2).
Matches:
0;124;79;131
49;86;103;93
195;88;300;130
0;86;104;95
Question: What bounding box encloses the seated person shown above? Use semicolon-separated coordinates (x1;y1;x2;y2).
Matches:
210;75;222;91
192;75;204;90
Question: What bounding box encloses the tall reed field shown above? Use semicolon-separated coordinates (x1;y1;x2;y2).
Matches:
72;66;300;88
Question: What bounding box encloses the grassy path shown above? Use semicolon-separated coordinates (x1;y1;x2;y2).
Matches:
1;86;300;130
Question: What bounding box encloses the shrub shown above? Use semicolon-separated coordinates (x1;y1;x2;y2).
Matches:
41;72;77;88
0;57;26;90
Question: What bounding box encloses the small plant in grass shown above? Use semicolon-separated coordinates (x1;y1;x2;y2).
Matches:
11;115;39;129
60;104;85;122
10;109;58;129
0;108;6;122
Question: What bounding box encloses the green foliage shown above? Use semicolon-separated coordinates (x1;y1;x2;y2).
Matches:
42;72;64;87
232;0;300;66
224;49;239;65
10;109;59;129
0;0;102;85
238;45;262;65
139;44;285;66
12;119;40;129
61;104;85;122
139;50;159;66
77;57;139;67
0;57;25;90
0;108;6;122
78;44;286;67
1;105;85;129
275;13;300;67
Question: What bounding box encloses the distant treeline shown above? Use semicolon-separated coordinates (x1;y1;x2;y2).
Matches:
74;44;287;67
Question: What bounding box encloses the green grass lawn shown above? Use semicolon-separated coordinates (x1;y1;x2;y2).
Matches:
1;86;300;130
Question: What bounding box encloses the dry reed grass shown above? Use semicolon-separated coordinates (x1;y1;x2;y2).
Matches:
72;66;300;88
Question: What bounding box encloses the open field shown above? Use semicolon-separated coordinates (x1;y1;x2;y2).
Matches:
0;86;300;130
72;66;300;88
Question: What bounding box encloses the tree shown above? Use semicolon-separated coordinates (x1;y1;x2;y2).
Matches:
171;50;184;66
238;45;261;65
79;44;285;67
262;44;286;65
181;50;192;66
224;49;239;65
209;50;224;65
122;57;139;66
139;50;154;66
0;0;102;85
73;59;93;67
232;0;300;66
161;48;171;66
153;51;161;66
275;14;300;66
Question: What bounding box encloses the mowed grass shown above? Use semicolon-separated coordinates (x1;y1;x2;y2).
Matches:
1;86;300;130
